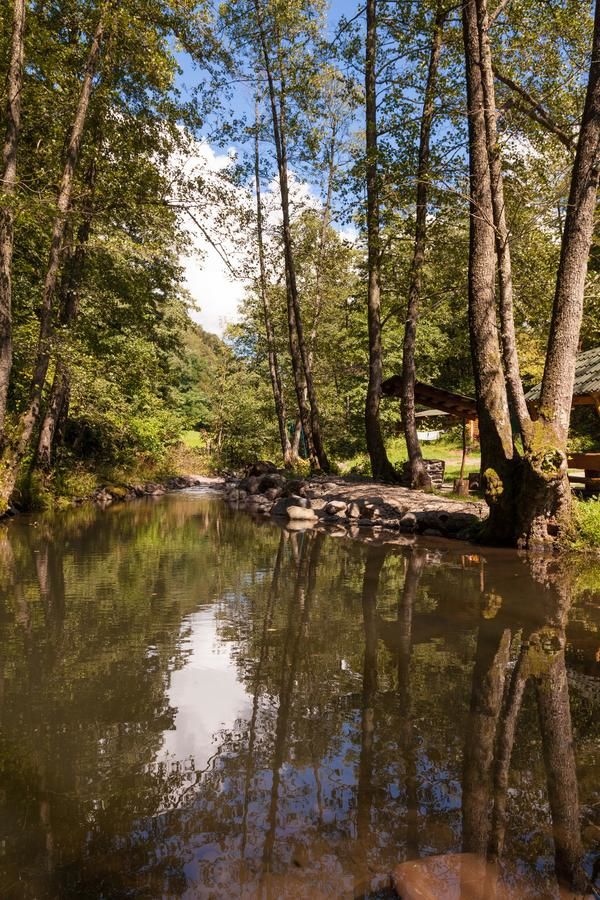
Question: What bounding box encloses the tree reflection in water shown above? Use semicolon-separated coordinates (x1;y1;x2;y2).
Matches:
0;495;597;898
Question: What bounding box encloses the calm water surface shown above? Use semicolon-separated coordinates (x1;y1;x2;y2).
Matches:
0;490;598;898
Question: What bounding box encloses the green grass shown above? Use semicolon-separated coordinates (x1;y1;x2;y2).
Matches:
180;430;205;450
339;435;481;482
571;497;600;550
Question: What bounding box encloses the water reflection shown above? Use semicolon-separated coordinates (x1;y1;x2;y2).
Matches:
0;495;598;898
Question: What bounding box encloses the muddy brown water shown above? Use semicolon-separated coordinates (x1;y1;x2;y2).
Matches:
0;489;598;899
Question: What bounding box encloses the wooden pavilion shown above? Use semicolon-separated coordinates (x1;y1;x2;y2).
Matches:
381;377;478;484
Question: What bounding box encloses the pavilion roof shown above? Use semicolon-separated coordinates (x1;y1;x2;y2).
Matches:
526;346;600;404
381;377;478;420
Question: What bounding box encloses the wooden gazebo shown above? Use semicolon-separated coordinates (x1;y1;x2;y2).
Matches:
381;378;479;484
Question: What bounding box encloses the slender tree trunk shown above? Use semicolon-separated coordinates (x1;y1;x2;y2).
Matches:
476;0;531;438
401;10;446;490
365;0;396;481
36;188;94;470
462;0;516;542
517;0;600;547
254;98;295;468
254;1;329;472
0;14;104;512
309;127;336;362
0;0;26;438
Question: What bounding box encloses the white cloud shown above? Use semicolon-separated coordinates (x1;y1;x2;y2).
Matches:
174;137;339;337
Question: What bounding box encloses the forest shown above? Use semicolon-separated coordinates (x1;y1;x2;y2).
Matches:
2;0;600;549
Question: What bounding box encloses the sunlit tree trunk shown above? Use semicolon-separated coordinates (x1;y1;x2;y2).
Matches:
476;0;530;438
254;0;329;472
462;0;516;542
517;0;600;547
36;155;97;470
0;14;105;512
0;0;26;438
365;0;396;481
253;98;295;468
401;10;447;490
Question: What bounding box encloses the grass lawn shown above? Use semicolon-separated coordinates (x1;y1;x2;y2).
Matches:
339;435;481;482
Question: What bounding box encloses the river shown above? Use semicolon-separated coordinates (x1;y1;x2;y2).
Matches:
0;489;598;898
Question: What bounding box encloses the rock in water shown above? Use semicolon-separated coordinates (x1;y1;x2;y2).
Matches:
286;506;317;521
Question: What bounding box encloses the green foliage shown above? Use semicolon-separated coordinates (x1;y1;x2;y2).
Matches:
572;498;600;550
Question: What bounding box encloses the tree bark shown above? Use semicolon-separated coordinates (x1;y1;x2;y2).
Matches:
253;98;295;468
477;0;531;438
0;0;26;438
401;10;446;491
462;0;516;542
0;13;105;512
36;184;95;471
254;1;330;472
517;0;600;547
365;0;396;481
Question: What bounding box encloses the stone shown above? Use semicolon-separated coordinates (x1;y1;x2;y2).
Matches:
286;505;317;521
143;482;165;495
283;479;307;497
357;518;375;527
258;473;284;492
326;500;347;515
308;498;328;511
422;528;443;537
399;512;417;532
246;476;261;495
347;502;362;518
263;487;282;501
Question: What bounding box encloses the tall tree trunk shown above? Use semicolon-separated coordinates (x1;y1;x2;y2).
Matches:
0;0;26;438
36;186;94;470
401;9;446;490
476;0;531;438
254;1;329;472
0;14;104;512
517;0;600;547
254;98;295;468
365;0;396;481
462;0;516;542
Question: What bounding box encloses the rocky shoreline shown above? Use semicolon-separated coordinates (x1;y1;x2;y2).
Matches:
223;467;487;542
1;474;222;519
91;474;221;506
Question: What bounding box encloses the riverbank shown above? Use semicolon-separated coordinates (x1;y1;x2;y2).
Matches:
1;473;224;519
223;470;487;542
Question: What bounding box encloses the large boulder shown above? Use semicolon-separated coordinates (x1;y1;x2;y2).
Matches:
326;500;348;516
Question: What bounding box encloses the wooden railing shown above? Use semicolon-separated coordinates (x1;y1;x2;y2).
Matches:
568;452;600;490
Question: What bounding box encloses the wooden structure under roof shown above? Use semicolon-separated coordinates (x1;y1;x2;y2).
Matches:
381;377;478;420
381;377;478;484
